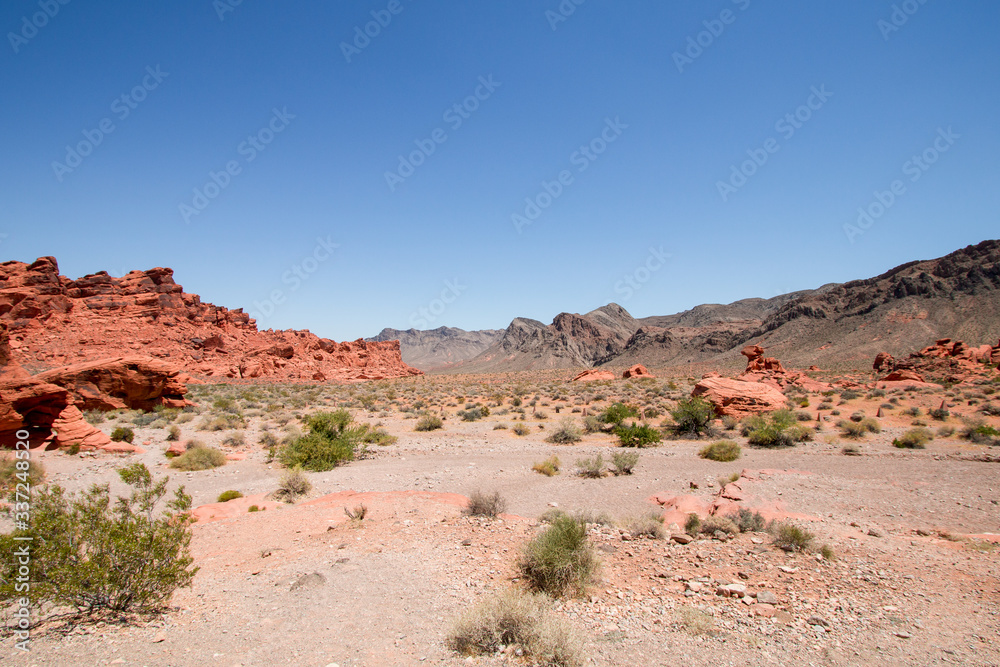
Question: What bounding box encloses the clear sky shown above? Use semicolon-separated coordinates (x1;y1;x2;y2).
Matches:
2;1;998;341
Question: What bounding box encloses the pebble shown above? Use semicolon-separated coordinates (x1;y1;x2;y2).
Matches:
756;591;779;605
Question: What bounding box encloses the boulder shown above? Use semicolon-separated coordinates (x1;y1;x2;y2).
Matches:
34;356;190;411
622;364;654;379
873;352;895;373
691;377;787;418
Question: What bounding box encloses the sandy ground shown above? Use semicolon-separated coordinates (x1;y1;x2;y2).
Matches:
3;376;1000;666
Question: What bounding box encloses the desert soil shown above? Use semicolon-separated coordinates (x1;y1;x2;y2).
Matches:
3;375;999;666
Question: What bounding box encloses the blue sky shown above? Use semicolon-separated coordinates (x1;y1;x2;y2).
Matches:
2;1;997;340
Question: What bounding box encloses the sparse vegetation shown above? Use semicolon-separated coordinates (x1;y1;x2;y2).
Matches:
684;513;701;537
532;455;561;477
743;409;796;447
698;440;741;462
512;422;532;436
545;418;583;444
614;422;661;448
893;427;933;449
274;468;312;501
414;414;443;431
669;396;715;436
610;450;639;475
574;454;604;478
446;589;583;666
169;443;226;471
518;515;598;597
0;463;196;614
110;426;135;443
279;410;367;471
771;521;814;552
217;489;243;502
466;490;508;517
626;511;664;539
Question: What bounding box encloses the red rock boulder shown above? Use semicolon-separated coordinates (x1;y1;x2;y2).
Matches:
34;356;190;411
571;369;616;382
622;364;654;379
691;377;787;418
873;352;895;373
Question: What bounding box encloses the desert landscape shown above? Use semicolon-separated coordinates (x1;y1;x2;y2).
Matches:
3;3;999;666
2;243;999;666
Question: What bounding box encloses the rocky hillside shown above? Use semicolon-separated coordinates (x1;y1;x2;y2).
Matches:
444;240;1000;373
366;326;503;370
0;257;422;382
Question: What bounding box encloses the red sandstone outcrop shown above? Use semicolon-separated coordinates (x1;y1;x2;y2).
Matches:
873;352;895;373
737;344;830;392
622;364;654;379
34;357;191;411
873;338;999;385
691;376;788;418
0;257;422;383
571;369;616;382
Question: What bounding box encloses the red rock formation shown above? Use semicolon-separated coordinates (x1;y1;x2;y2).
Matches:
740;344;786;373
0;257;422;383
876;338;1000;385
34;357;191;411
691;377;788;418
737;345;830;392
873;352;894;373
571;369;616;382
622;364;654;379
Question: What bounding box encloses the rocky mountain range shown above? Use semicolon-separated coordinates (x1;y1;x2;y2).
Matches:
404;240;1000;373
366;326;502;370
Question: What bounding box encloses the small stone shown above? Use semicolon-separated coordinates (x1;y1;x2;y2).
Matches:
895;631;912;639
756;591;779;605
868;527;884;538
755;603;775;617
671;533;694;545
807;615;830;628
152;632;167;643
737;571;750;580
686;582;702;593
716;583;747;598
774;610;793;624
750;537;764;544
777;566;798;574
461;539;473;547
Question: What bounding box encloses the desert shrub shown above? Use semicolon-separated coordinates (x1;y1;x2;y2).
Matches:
979;402;1000;417
466;490;508;518
676;608;714;635
546;418;583;444
841;444;861;456
83;409;105;425
849;411;866;423
574;454;604;478
787;425;814;442
493;423;508;430
721;415;738;431
730;507;766;533
893;427;933;449
0;463;196;614
684;513;701;537
110;426;135;443
614;422;661;448
903;406;921;417
512;422;532;436
582;415;603;434
859;417;881;433
669;397;715;436
459;406;489;421
446;589;583;666
610;450;639;475
532;456;561;477
643;406;661;418
169;444;226;471
839;389;860;401
414;414;443;431
961;417;1000;445
196;414;246;431
599;402;639;427
937;425;956;438
929;407;950;421
700;515;738;536
361;427;397;446
838;420;868;439
626;512;664;539
771;521;814;552
743;410;796;447
518;515;598;597
0;458;45;497
699;440;741;462
274;468;311;501
279;410;367;471
820;544;836;561
166;425;181;442
221;431;245;447
217;490;243;502
247;505;260;512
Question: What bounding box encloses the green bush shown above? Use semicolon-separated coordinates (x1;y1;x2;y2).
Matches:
698;440;741;462
512;422;532;436
787;425;814;442
669;397;715;436
771;521;814;552
700;515;738;536
446;589;583;666
217;490;243;502
0;458;45;498
893;427;933;449
169;444;226;471
546;418;583;444
610;450;639;475
614;422;661;448
574;454;604;478
929;407;950;421
110;426;135;443
730;507;766;533
279;410;367;471
684;513;701;537
532;455;561;477
414;414;443;431
599;402;639;427
0;463;196;614
743;409;796;447
518;515;598;597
